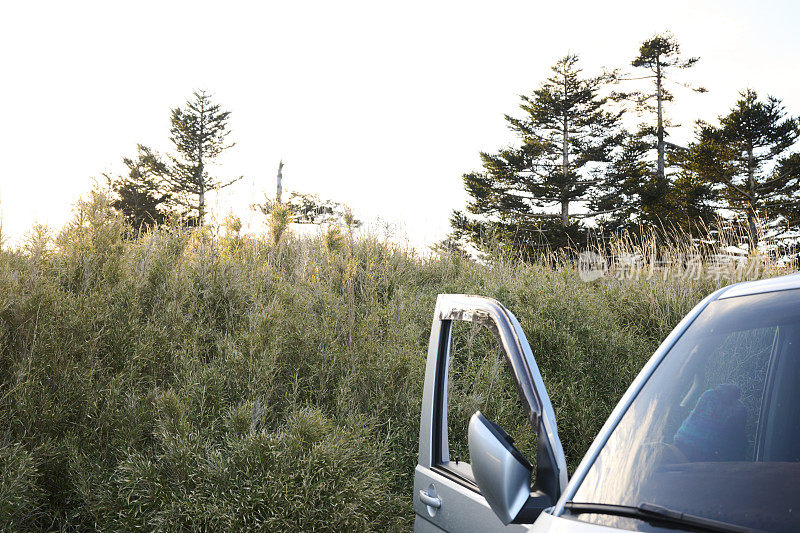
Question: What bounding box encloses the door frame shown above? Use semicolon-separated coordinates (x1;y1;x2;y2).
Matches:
415;294;567;528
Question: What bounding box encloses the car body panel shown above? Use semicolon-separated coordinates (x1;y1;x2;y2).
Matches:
717;272;800;299
414;465;532;532
530;511;625;533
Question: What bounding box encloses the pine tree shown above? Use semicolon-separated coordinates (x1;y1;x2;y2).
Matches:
594;34;707;235
165;90;241;225
688;89;800;247
595;127;716;235
453;55;621;253
109;145;171;234
665;163;717;235
593;129;658;229
626;33;706;182
773;153;800;230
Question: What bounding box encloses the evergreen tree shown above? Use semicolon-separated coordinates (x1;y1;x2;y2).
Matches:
688;90;800;247
165;90;241;225
453;55;621;253
594;34;707;235
595;127;716;235
625;33;706;182
773;153;800;230
594;129;658;229
666;160;718;235
109;145;171;234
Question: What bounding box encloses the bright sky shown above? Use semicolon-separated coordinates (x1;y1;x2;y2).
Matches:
2;0;799;250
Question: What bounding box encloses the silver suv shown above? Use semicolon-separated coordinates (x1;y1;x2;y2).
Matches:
415;275;800;532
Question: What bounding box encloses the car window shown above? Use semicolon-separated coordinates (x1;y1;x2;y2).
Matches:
701;327;773;458
570;289;800;532
441;320;537;479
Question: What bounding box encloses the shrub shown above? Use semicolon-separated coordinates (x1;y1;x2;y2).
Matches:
0;198;788;530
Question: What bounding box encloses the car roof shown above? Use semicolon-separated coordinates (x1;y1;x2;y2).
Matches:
718;272;800;299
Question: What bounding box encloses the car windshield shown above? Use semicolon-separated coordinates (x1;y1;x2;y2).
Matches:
570;288;800;532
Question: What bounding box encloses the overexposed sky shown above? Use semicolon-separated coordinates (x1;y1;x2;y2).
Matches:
2;0;799;249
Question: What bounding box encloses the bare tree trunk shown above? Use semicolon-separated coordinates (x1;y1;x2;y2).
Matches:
747;210;758;250
656;60;665;181
197;100;206;226
747;147;758;249
198;181;205;226
561;74;570;226
276;160;284;203
197;160;205;225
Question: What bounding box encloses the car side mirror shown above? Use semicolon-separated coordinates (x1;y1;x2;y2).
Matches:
469;411;553;525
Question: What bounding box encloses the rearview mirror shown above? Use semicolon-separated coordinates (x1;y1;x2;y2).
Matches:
469;411;552;524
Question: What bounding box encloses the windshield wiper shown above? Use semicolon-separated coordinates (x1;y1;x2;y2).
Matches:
564;501;754;533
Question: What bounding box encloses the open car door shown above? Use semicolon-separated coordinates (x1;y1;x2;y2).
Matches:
414;294;567;532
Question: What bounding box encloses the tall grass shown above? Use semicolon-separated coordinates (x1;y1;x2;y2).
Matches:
0;195;790;531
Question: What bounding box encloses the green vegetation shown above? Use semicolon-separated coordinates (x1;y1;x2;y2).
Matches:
452;54;622;252
107;94;356;237
107;91;242;231
0;195;787;531
454;33;800;254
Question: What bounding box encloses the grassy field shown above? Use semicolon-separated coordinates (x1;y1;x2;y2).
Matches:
0;198;786;531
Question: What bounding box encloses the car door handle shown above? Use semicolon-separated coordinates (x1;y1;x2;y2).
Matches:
419;489;442;509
